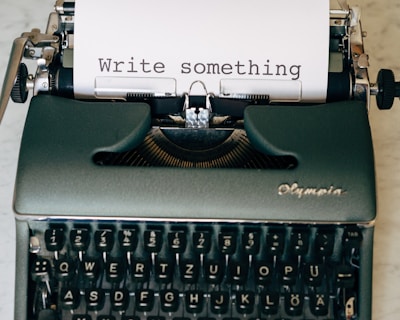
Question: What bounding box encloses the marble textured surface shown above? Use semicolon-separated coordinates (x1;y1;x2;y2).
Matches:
1;0;400;319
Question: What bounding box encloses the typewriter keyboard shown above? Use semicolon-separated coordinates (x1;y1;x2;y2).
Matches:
27;221;365;320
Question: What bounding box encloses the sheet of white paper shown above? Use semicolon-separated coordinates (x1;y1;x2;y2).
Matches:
74;0;330;103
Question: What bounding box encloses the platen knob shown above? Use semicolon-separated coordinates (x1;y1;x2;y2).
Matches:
11;63;29;103
376;69;399;110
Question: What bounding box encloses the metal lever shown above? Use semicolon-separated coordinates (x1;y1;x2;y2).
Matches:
0;29;58;124
0;37;29;123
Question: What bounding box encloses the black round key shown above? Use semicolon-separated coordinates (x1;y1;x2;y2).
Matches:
185;290;204;314
204;259;224;284
131;258;150;282
180;259;199;283
94;229;114;252
118;229;137;251
236;291;255;314
85;288;106;311
54;258;76;281
168;231;187;253
218;231;237;254
227;260;249;285
45;228;65;251
81;257;101;280
144;230;163;253
70;228;90;251
31;258;51;282
336;265;355;288
342;227;363;250
210;291;229;314
254;261;273;284
266;228;285;255
135;289;155;312
290;228;310;255
155;258;175;283
105;257;125;283
110;288;130;311
160;289;180;312
310;293;329;316
315;229;335;256
60;287;80;310
193;231;211;254
242;230;260;255
304;263;325;286
260;291;279;315
285;292;304;316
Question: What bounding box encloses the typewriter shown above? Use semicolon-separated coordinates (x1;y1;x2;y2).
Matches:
0;0;399;320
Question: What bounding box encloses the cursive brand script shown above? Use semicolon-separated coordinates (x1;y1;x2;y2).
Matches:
278;183;346;198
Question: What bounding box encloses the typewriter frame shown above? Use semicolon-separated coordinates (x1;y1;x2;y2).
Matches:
12;95;376;320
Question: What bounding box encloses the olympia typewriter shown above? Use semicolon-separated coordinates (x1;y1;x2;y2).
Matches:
1;0;399;319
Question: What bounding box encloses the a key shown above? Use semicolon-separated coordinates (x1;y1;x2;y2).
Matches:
60;287;80;310
304;263;325;286
210;291;229;314
85;288;106;311
81;257;100;280
155;258;175;283
94;229;114;252
285;292;304;316
289;228;309;255
279;261;298;285
97;316;116;320
227;260;248;284
242;230;260;255
110;288;130;311
160;289;180;312
266;228;285;255
44;228;65;252
343;227;363;250
135;289;155;312
119;229;137;252
31;258;51;283
70;228;90;251
105;257;125;283
185;290;204;314
144;229;163;253
168;230;187;253
131;258;150;282
260;291;279;315
193;231;211;254
122;317;139;320
204;259;224;284
254;260;273;284
336;265;355;288
180;259;199;283
345;295;357;319
54;258;76;281
72;315;91;320
315;229;335;256
218;231;237;254
309;293;329;316
235;291;255;314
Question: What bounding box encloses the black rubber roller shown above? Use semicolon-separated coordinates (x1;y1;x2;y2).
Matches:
376;69;397;110
11;63;29;103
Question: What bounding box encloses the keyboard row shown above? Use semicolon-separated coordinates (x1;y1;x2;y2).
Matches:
32;256;356;288
38;223;363;259
58;287;346;318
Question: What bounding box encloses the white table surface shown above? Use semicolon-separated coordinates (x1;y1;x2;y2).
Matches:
1;0;400;319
